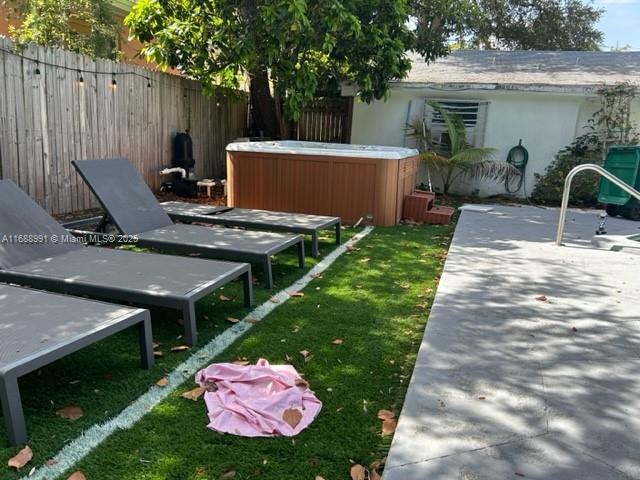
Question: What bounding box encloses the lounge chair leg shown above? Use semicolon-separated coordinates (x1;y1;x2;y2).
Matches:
242;270;253;307
263;258;273;289
138;315;155;369
182;302;198;346
0;375;27;446
311;232;319;258
297;241;305;268
335;222;342;245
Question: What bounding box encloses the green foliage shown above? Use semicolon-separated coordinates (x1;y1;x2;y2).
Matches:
411;0;604;53
531;83;639;206
7;0;120;58
411;102;514;194
531;134;602;206
125;0;413;123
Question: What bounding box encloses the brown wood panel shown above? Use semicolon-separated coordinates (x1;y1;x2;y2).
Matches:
0;37;247;214
331;160;376;223
277;156;333;215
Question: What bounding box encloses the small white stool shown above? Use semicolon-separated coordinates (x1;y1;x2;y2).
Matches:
197;180;216;198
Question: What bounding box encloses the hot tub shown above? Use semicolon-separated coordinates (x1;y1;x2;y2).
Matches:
226;141;419;226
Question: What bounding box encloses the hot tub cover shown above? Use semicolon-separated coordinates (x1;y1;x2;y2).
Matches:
227;140;418;160
195;358;322;437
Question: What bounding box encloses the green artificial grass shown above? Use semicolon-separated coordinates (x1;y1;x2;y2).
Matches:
1;223;454;479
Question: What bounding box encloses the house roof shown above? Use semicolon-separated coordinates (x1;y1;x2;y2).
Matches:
395;50;640;91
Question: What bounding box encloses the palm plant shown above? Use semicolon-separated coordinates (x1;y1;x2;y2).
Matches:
411;102;517;194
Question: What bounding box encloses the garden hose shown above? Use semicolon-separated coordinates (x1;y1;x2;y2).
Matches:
505;140;529;194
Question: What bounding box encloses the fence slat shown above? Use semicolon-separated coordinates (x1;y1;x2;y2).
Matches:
0;38;247;214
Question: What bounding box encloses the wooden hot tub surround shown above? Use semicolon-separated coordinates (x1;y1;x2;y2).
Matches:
226;141;418;226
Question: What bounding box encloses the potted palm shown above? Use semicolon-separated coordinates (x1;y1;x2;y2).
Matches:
412;102;516;195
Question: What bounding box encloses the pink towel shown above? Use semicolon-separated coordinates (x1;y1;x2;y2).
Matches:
195;358;322;437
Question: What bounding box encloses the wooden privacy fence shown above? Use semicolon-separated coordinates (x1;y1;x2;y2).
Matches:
0;37;247;215
295;97;353;143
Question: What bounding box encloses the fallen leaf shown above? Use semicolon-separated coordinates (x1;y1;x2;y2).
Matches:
350;464;366;480
377;409;396;420
152;342;160;349
153;351;164;358
331;338;343;345
7;446;32;470
220;469;236;478
535;295;548;302
299;349;311;359
156;377;169;388
358;257;371;263
171;345;190;352
219;294;232;302
478;396;486;400
67;472;86;480
181;386;206;401
285;353;293;363
232;360;250;366
56;405;84;421
399;282;411;289
311;273;323;279
289;292;304;297
294;377;309;388
269;297;280;303
315;476;326;480
381;418;397;435
226;317;240;324
282;408;303;428
245;318;259;324
571;326;578;332
45;459;58;466
515;473;526;477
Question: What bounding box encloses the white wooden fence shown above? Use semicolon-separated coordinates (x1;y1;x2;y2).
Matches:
0;37;247;214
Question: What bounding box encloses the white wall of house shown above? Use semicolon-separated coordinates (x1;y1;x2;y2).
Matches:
350;86;608;197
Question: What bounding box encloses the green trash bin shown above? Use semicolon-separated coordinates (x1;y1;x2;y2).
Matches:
598;145;640;220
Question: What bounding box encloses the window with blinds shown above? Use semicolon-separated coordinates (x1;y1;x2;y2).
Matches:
423;99;489;150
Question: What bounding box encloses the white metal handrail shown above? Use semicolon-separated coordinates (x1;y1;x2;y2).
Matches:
556;163;640;246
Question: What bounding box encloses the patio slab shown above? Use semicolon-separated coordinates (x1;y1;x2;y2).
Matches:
384;205;640;479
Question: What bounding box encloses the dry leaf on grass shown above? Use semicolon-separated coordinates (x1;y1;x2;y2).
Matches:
153;351;164;358
377;409;396;420
181;386;206;401
226;317;240;324
156;377;169;388
289;291;305;297
399;282;411;289
381;418;397;435
152;342;160;349
270;297;280;303
299;350;313;362
7;446;32;470
232;360;250;366
219;294;232;302
350;464;366;480
535;295;548;302
171;345;190;352
245;318;259;324
67;472;86;480
220;469;236;478
331;338;343;345
315;476;326;480
56;405;84;421
282;408;303;429
45;458;58;466
294;377;309;388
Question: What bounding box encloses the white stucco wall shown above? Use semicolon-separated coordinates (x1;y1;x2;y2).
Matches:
350;86;605;197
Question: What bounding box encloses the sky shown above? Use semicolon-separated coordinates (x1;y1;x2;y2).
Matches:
595;0;640;50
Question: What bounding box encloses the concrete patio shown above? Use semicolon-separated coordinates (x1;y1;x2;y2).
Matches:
384;205;640;479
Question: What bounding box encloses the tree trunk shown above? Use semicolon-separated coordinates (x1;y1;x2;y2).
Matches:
249;67;280;139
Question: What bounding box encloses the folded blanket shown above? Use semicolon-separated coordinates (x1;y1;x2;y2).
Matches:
195;358;322;437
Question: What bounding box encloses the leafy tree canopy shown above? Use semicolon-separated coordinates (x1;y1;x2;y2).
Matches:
412;0;604;52
7;0;120;58
126;0;413;136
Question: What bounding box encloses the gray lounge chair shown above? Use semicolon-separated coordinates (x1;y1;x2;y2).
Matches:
0;284;153;445
160;202;341;258
0;180;252;346
72;159;305;288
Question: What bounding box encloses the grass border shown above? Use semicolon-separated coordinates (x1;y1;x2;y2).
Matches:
22;227;374;480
